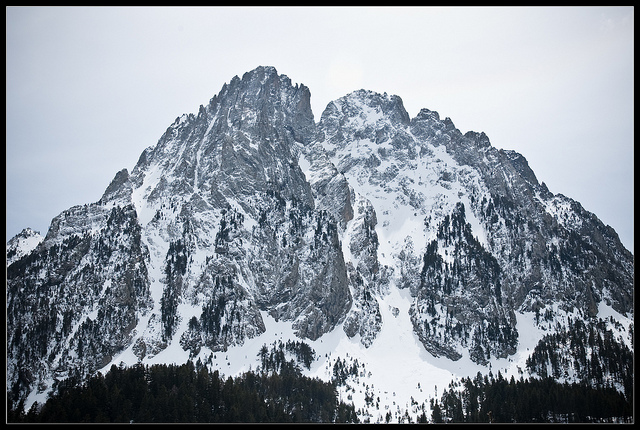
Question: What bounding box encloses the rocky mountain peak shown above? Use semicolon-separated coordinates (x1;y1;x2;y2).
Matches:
6;227;43;266
111;66;317;215
6;67;633;419
318;90;410;147
203;66;314;146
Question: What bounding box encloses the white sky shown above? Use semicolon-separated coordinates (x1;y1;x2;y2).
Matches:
6;6;634;253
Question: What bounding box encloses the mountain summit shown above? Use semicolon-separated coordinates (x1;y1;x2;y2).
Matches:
7;66;633;421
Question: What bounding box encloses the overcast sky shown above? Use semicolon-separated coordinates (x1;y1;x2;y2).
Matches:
6;6;634;253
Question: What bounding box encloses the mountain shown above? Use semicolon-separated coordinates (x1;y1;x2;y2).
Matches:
6;66;634;422
313;89;633;364
6;228;43;267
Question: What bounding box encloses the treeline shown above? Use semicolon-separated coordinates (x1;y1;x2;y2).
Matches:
433;372;633;423
8;358;358;423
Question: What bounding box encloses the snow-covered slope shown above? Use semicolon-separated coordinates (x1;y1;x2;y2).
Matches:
86;290;628;423
6;66;633;421
6;227;43;266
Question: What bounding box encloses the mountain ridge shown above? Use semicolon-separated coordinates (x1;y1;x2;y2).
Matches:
6;66;633;421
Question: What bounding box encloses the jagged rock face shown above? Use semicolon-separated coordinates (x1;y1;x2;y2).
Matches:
6;66;634;407
410;202;517;364
314;90;519;361
6;67;352;404
128;65;316;213
410;108;633;317
7;204;152;401
298;141;354;227
315;88;633;362
120;66;352;347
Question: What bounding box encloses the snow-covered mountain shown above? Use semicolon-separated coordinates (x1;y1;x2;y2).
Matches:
6;228;43;266
6;66;633;422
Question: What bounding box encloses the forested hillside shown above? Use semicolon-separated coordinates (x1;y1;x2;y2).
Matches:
8;342;358;423
431;372;632;423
